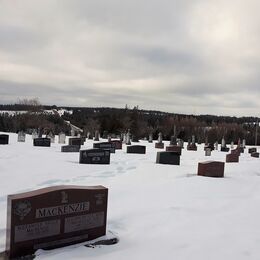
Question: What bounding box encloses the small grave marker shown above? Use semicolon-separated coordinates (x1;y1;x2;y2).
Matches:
0;134;9;145
69;138;82;146
58;132;66;144
251;152;259;158
17;131;26;142
61;145;80;153
33;138;51;147
127;145;146;154
248;148;257;154
166;145;182;155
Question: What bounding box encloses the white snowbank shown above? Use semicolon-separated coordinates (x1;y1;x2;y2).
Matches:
0;132;260;259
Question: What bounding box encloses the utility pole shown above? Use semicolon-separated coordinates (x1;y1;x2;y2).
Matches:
255;120;258;146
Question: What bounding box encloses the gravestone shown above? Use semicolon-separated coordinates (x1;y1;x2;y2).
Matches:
61;145;80;153
125;130;131;145
155;132;164;149
58;132;66;144
242;139;246;148
251;152;259;158
33;138;51;147
221;137;226;148
110;140;122;150
93;142;116;153
5;185;108;259
248;148;257;154
226;153;239;163
94;130;100;141
156;151;180;165
205;148;211;156
177;139;184;148
71;129;76;137
197;161;225;178
17;131;26;142
47;132;55;143
221;147;230;152
148;133;153;143
187;143;197;151
69;138;82;146
231;149;240;156
127;145;146;154
79;149;110;164
170;136;177;146
31;129;38;140
131;135;139;142
166;145;182;155
230;141;234;149
0;134;9;145
204;143;214;151
214;142;218;150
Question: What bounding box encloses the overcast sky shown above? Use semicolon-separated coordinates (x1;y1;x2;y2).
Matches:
0;0;260;116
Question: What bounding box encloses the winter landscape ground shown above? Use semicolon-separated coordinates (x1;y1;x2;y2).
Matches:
0;132;260;260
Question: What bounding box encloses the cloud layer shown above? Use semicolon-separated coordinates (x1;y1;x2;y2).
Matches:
0;0;260;116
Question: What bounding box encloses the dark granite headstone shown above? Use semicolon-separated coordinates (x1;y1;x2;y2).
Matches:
61;145;80;153
205;148;211;156
166;145;182;155
251;152;259;158
93;142;116;153
17;131;26;142
110;140;122;150
220;147;230;152
248;148;257;154
156;151;180;165
94;131;100;141
79;149;110;164
204;143;215;151
197;161;225;178
33;138;51;147
127;145;146;154
69;138;82;146
226;153;239;163
5;185;108;259
0;134;9;145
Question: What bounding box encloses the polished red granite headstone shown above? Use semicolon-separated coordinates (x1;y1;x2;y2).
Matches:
110;140;122;150
197;161;225;178
165;145;182;155
230;149;240;156
155;143;164;149
6;185;108;259
226;153;239;163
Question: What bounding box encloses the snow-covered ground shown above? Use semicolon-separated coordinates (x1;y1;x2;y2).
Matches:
0;132;260;260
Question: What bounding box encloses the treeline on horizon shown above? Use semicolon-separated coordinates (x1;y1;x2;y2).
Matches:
0;102;259;145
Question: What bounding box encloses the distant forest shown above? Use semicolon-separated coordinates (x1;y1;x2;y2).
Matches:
0;101;259;145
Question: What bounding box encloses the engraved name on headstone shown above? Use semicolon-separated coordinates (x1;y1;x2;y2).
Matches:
6;185;108;259
127;145;146;154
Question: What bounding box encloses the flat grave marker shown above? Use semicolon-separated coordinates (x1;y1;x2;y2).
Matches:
248;148;257;154
251;152;259;158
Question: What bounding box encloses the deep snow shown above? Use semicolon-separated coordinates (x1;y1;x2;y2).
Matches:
0;132;260;260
